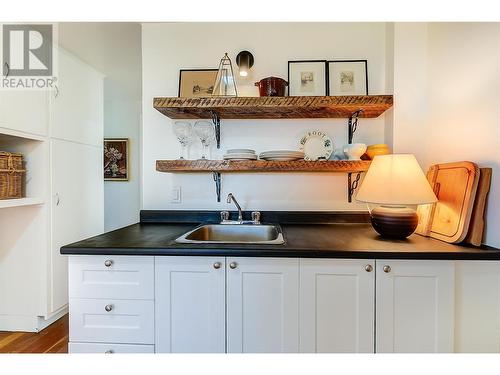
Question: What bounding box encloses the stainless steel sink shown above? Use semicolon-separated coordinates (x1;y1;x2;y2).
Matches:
175;224;285;244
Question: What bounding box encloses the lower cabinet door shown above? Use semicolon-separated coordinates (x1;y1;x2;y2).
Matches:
376;260;454;353
69;299;154;344
69;342;154;353
155;256;225;353
300;259;375;353
226;257;299;353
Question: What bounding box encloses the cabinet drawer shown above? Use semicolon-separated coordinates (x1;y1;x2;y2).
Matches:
69;298;154;344
69;256;154;299
69;342;154;353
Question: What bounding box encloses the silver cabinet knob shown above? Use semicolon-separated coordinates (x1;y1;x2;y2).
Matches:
105;350;114;354
104;259;113;267
383;265;391;273
213;262;222;269
104;304;114;312
229;262;238;269
365;264;373;272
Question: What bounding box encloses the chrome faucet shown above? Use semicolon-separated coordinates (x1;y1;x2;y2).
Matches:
227;193;243;222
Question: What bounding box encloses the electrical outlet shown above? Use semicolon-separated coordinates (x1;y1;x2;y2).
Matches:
170;186;182;203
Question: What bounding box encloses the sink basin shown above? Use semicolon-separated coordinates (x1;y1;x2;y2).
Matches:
175;224;285;244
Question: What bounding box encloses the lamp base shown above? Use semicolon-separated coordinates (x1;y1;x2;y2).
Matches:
370;206;418;239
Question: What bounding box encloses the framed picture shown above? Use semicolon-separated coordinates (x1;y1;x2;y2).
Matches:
327;60;368;95
288;60;327;96
104;138;129;181
178;69;218;98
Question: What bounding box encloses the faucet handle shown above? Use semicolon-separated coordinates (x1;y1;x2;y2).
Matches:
251;211;261;224
220;211;230;222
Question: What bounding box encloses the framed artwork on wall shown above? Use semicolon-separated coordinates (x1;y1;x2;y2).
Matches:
178;69;218;98
327;60;368;95
104;138;129;181
288;60;327;96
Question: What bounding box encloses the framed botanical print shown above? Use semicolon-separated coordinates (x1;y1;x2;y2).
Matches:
104;138;129;181
328;60;368;95
178;69;218;98
288;60;327;96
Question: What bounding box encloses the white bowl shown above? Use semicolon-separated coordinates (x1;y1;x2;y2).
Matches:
343;143;367;160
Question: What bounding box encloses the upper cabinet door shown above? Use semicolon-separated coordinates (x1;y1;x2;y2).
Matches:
300;259;375;353
376;260;454;353
155;256;226;353
0;89;49;137
50;48;103;147
226;257;299;353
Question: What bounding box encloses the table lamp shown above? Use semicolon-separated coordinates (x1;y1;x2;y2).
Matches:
356;154;437;239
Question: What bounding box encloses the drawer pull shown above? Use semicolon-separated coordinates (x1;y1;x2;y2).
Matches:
365;264;373;272
213;262;222;269
229;262;238;269
104;304;114;312
104;259;113;267
105;350;114;354
383;265;391;273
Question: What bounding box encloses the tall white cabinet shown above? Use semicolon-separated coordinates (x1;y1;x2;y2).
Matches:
0;47;104;331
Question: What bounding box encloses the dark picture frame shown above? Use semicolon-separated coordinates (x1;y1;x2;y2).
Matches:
327;60;368;96
104;138;129;181
287;60;327;96
178;69;218;98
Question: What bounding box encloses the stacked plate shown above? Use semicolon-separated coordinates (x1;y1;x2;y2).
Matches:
223;149;257;160
259;150;305;161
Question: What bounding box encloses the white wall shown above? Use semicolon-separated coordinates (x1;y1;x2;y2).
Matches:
142;22;390;212
392;23;500;248
104;90;142;231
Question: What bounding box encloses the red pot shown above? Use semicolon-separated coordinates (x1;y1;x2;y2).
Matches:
254;77;288;97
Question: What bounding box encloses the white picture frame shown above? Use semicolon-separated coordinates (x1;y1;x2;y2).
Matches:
288;60;327;96
328;60;368;95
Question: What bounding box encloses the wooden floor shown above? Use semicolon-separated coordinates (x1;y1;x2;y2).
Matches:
0;314;68;353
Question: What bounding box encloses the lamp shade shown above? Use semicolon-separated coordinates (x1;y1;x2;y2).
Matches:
356;154;437;205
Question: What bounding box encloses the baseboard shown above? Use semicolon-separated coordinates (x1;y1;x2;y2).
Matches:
0;307;68;332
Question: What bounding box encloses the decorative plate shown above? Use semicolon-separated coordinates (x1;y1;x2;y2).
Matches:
299;130;334;161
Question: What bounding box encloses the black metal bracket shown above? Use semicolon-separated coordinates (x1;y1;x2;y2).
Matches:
348;172;362;203
212;171;222;202
211;111;221;149
347;109;364;144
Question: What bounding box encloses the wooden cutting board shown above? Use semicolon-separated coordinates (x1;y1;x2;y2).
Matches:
416;161;479;243
463;168;492;246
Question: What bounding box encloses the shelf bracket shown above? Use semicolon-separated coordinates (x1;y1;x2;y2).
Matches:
348;172;362;203
211;110;221;149
212;171;222;202
347;109;364;144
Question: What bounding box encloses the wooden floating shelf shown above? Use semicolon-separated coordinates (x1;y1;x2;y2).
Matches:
153;95;393;120
156;159;371;173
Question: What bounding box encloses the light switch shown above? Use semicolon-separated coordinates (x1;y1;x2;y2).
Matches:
170;186;182;203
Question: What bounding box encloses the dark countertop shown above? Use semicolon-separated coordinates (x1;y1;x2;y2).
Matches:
61;217;500;260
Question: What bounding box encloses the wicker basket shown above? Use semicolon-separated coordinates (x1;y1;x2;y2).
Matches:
0;152;25;199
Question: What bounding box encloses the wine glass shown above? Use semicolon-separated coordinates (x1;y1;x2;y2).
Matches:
172;121;193;159
194;121;215;159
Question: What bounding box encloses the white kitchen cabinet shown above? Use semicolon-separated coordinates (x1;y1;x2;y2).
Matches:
300;259;375;353
69;298;154;344
155;256;226;353
51;139;103;314
0;46;104;332
0;90;49;137
455;261;500;352
69;342;155;354
376;260;454;353
69;256;154;300
226;257;299;353
50;48;103;147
